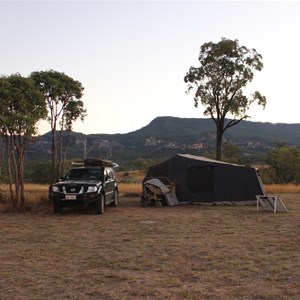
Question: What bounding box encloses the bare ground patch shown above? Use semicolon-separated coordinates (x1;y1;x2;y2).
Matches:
0;194;299;299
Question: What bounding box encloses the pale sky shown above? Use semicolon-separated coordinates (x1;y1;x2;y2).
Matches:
1;1;299;135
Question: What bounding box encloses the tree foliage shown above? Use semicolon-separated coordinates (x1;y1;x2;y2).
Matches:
222;143;241;164
26;161;52;184
184;38;266;160
30;70;86;183
266;145;300;184
0;74;47;208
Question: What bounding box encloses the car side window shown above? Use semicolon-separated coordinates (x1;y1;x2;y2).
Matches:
110;169;115;180
105;168;115;181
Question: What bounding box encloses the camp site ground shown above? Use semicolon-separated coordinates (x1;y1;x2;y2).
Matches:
0;193;299;300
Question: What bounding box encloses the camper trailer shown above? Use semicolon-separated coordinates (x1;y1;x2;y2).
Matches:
143;154;265;204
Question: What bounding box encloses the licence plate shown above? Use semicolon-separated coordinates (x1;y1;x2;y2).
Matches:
65;194;77;200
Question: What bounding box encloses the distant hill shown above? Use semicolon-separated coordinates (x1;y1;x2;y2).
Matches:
27;116;300;167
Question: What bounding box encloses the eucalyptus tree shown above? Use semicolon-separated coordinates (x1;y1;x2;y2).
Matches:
0;74;47;208
184;38;266;160
266;145;300;184
59;99;86;176
30;70;85;183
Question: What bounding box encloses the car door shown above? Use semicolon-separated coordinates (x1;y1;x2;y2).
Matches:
104;168;115;202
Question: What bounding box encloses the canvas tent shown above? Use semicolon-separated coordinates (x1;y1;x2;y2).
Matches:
143;154;265;203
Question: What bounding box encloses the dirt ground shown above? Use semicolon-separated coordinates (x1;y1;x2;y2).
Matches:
0;194;299;300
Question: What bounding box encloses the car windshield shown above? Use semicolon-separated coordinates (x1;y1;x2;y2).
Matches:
65;168;101;180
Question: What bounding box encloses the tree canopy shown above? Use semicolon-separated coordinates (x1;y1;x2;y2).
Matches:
0;75;46;136
184;38;266;160
30;70;86;183
0;74;47;208
266;145;300;184
30;70;85;132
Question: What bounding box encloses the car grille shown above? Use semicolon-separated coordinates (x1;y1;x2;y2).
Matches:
63;186;84;194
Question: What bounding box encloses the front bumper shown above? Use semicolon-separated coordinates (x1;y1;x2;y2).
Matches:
50;192;101;207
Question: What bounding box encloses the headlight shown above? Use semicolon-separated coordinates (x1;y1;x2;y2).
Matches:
52;186;60;192
86;186;98;193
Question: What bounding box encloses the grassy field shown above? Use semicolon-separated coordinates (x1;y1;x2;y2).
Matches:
0;175;299;299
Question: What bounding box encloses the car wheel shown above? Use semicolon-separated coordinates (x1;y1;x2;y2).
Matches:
96;194;104;214
53;200;62;214
111;189;118;207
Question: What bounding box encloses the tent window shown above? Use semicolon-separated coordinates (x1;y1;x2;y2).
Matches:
187;165;214;193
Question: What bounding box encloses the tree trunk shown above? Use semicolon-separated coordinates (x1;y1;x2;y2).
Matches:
215;119;224;161
18;145;26;210
58;128;63;178
62;130;71;176
19;160;25;209
0;138;3;180
12;139;20;207
83;135;87;159
51;128;57;184
6;136;15;207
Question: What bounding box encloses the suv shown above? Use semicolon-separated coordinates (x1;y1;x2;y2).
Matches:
49;158;118;214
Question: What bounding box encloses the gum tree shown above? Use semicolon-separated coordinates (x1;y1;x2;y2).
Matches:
30;70;85;183
184;38;266;160
0;74;47;208
58;99;86;176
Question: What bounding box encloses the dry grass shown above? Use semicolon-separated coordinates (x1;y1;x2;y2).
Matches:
117;169;146;182
0;184;49;213
0;175;299;298
118;182;141;195
0;180;299;211
118;182;300;196
0;194;299;299
265;183;300;194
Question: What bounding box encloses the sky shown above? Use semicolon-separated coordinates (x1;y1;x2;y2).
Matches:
1;0;299;135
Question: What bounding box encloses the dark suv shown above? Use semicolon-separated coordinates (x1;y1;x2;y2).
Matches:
49;158;118;214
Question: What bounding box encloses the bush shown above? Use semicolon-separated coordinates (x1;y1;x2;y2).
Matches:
266;145;300;183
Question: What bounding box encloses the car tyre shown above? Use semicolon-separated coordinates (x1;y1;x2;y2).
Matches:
96;194;105;214
53;200;62;214
111;189;118;207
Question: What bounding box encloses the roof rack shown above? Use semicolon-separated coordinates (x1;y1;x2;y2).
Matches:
71;161;84;166
71;158;118;168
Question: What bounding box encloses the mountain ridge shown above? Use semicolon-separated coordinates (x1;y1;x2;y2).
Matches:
28;116;300;166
